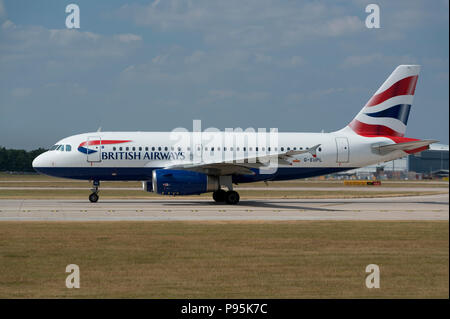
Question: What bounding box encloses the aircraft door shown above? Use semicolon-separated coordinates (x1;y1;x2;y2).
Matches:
335;137;349;163
194;143;202;163
86;136;102;162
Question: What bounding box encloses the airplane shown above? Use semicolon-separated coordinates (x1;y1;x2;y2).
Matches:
32;65;437;204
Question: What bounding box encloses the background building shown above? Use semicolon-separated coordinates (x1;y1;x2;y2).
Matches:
335;143;449;180
408;144;449;178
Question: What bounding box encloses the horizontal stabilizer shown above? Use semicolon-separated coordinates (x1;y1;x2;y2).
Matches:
372;139;438;155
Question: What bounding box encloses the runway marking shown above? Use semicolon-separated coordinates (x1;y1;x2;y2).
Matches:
0;194;447;221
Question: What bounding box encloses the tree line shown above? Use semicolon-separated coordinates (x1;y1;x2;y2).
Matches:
0;147;47;172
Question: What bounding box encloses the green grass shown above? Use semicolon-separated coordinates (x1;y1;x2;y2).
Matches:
0;221;447;298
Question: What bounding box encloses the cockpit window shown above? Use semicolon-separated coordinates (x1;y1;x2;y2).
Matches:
50;145;58;150
65;145;71;152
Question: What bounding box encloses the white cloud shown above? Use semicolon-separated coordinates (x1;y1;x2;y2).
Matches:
279;56;305;68
341;54;418;68
117;0;365;49
184;50;206;64
254;53;272;64
115;33;142;43
0;0;6;19
209;89;235;99
341;54;384;68
11;88;32;98
2;19;13;29
0;21;142;63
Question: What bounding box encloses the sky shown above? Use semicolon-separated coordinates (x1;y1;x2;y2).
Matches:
0;0;448;150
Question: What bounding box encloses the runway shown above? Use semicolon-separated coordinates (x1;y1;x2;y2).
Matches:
0;193;447;221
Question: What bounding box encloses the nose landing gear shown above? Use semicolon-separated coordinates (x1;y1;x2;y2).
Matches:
89;180;100;203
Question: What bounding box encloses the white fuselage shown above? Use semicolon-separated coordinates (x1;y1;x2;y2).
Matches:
32;130;405;182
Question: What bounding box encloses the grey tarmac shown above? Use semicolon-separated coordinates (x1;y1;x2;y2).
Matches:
0;193;447;221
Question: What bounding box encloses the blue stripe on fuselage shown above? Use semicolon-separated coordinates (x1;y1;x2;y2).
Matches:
34;166;356;182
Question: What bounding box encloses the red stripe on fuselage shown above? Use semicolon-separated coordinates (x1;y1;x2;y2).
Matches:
366;75;418;107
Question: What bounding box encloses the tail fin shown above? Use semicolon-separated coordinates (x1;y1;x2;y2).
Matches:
347;65;420;137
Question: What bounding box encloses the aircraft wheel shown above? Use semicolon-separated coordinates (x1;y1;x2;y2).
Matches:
213;189;227;202
225;191;240;205
89;192;99;203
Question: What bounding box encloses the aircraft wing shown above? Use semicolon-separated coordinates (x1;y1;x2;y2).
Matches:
165;144;321;176
371;140;438;155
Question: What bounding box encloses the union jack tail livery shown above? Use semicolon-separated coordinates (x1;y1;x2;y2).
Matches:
348;65;420;137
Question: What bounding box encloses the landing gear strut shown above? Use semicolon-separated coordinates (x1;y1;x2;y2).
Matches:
212;189;240;204
89;180;100;203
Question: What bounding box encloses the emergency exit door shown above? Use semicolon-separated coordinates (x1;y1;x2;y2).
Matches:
335;137;349;163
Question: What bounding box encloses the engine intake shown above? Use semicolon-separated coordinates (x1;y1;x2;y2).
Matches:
152;169;219;195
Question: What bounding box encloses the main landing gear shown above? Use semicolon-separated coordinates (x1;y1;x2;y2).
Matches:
213;189;240;205
89;180;100;203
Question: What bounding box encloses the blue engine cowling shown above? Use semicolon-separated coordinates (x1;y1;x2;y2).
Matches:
152;169;219;195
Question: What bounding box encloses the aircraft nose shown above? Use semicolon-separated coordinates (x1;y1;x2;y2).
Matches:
32;152;48;172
